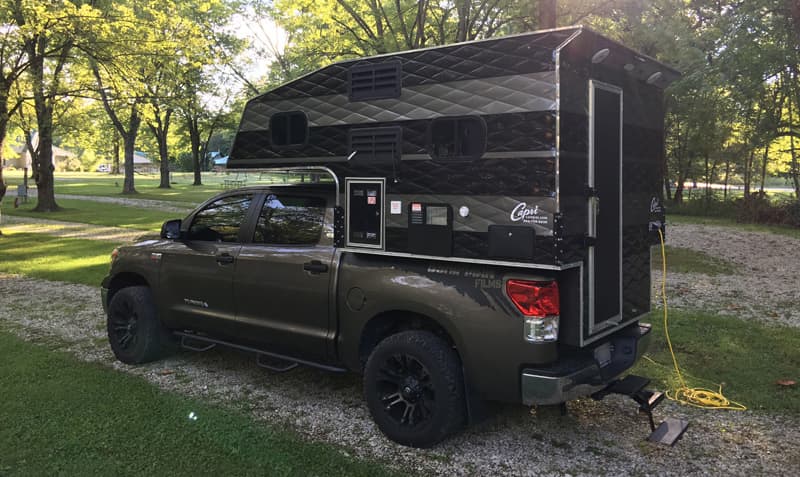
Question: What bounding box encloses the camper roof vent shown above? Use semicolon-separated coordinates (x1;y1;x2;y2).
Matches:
348;126;402;163
348;61;402;101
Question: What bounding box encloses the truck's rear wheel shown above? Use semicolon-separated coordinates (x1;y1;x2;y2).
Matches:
363;330;465;448
107;286;172;364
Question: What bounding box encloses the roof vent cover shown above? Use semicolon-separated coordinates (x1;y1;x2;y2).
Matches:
348;61;402;101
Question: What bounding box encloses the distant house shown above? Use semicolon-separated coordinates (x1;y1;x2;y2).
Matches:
210;151;228;171
132;151;155;173
9;132;77;172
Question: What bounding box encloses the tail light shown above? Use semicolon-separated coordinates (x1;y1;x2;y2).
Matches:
506;279;560;342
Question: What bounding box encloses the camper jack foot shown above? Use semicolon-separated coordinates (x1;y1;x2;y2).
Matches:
592;375;689;446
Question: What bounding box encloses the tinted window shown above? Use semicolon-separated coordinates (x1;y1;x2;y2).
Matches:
270;111;308;147
254;195;326;245
188;194;253;242
428;116;486;161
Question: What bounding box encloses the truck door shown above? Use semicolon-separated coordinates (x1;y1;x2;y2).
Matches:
587;80;623;336
159;193;255;333
233;194;334;362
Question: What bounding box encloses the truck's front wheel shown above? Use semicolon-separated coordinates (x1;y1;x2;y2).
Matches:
364;330;466;448
107;286;172;364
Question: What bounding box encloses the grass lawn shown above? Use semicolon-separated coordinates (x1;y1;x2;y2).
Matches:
633;309;800;414
0;231;115;286
0;331;392;477
652;245;737;275
3;198;182;231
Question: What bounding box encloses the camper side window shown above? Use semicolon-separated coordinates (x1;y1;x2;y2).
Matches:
270;111;308;147
428;116;487;161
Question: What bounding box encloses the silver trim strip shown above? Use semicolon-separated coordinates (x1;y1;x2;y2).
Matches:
338;248;581;271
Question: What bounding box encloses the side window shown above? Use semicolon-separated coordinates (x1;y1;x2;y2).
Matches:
270;111;308;147
188;194;253;242
428;116;487;161
254;195;326;245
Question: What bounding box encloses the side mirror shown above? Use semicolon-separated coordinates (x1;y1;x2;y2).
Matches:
161;219;182;239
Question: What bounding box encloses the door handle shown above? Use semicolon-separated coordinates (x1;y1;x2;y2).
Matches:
216;253;235;265
303;260;328;274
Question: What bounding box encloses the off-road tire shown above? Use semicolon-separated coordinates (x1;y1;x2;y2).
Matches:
107;286;173;364
364;330;466;448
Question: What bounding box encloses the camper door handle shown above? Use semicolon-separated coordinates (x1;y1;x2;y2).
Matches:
303;260;329;274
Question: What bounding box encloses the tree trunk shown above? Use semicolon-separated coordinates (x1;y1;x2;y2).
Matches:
26;40;60;212
150;107;172;189
704;152;711;205
0;125;7;205
112;132;121;175
539;0;557;29
188;115;202;186
759;143;770;197
723;158;731;201
121;105;141;194
788;93;800;199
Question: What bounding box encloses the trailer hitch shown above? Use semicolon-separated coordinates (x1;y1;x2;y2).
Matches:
592;374;689;446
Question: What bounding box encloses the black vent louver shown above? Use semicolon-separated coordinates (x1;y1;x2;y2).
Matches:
348;127;402;163
348;61;402;101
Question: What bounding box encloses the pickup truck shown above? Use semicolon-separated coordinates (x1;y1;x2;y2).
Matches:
101;183;652;447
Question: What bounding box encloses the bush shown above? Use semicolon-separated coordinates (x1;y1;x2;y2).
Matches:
733;194;800;227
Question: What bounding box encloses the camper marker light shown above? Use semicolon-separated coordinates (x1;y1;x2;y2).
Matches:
591;48;610;64
506;280;560;342
647;72;663;84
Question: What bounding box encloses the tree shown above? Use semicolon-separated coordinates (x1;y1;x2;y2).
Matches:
11;0;95;211
0;12;30;206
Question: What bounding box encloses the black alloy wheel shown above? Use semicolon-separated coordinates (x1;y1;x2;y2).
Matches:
109;299;140;352
107;286;173;364
364;330;466;448
377;353;435;427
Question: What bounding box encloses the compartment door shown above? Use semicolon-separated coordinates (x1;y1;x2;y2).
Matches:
587;81;623;335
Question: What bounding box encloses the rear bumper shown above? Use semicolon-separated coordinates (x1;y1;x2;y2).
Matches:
521;323;652;405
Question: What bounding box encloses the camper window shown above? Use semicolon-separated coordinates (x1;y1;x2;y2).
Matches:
270;111;308;147
428;116;486;161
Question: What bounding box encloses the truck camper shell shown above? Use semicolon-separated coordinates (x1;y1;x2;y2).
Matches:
227;25;679;347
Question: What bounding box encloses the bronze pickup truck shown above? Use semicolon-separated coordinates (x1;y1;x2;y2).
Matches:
103;26;680;446
102;183;652;447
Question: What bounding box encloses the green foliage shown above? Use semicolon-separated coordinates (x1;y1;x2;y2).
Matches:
0;331;393;476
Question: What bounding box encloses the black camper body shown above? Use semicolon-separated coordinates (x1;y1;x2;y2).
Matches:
227;26;678;347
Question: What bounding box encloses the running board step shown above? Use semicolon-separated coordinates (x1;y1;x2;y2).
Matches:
173;331;347;373
592;374;688;446
256;354;299;373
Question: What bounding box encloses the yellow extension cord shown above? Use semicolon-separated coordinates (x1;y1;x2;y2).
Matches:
650;228;747;411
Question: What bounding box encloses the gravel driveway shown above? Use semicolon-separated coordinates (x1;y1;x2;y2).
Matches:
1;222;799;475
